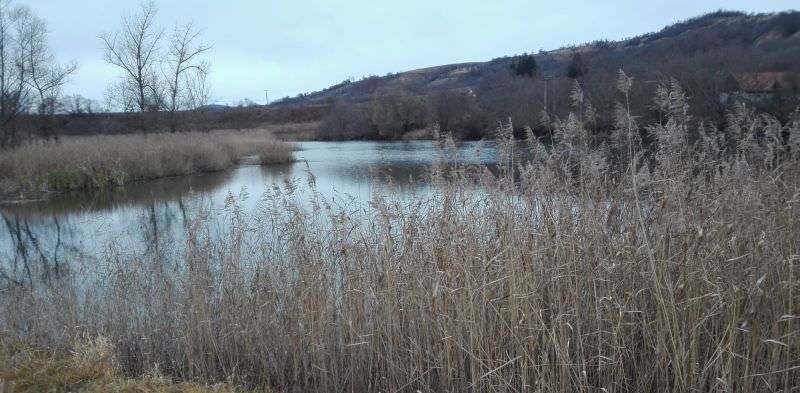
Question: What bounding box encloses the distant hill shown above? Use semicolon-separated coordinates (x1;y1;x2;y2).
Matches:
275;10;800;108
263;10;799;140
198;104;230;111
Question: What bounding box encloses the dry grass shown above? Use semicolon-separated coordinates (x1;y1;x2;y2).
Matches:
261;121;322;141
1;74;799;392
0;129;295;195
401;127;435;140
0;339;272;392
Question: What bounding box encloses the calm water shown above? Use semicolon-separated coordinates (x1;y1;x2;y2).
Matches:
0;140;507;281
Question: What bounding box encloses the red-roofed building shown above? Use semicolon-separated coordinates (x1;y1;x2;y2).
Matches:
721;72;798;104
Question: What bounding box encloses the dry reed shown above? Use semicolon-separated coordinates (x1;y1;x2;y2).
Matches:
0;129;295;195
1;73;799;392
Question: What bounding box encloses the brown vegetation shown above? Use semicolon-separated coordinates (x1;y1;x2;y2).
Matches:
9;104;327;142
1;74;799;392
0;338;270;392
0;129;294;196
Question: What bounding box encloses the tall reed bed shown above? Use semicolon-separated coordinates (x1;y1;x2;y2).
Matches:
0;129;295;195
1;72;799;392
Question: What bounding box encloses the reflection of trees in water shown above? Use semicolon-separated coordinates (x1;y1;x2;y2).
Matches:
0;169;230;289
0;194;215;290
140;198;188;258
0;212;78;287
2;169;234;220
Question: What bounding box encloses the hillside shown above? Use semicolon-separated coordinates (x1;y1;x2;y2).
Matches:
269;10;800;140
276;10;800;107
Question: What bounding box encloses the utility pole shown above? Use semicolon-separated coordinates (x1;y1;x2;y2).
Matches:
543;75;551;114
264;89;270;105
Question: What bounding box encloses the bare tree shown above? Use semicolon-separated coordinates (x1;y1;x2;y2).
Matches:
62;94;98;115
184;60;212;109
0;2;29;145
163;22;209;131
103;80;136;113
319;99;372;139
368;92;427;139
0;0;76;146
429;89;476;134
100;2;213;132
26;12;76;140
100;1;163;114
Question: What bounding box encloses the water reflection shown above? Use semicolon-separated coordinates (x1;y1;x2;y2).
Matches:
0;140;511;286
5;168;235;219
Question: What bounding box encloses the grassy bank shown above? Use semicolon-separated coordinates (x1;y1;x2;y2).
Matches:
1;75;799;392
0;340;270;392
0;129;295;196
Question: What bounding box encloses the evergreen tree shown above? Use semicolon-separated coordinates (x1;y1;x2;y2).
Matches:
567;52;588;78
510;53;537;78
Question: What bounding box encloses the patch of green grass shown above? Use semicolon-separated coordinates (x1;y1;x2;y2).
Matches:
47;170;88;190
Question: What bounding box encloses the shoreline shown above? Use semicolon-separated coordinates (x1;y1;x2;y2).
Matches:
0;129;296;202
0;158;297;206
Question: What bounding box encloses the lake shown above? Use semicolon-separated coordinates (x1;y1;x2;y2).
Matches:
0;140;510;284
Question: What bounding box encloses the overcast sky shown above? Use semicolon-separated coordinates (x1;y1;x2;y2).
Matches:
21;0;799;106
